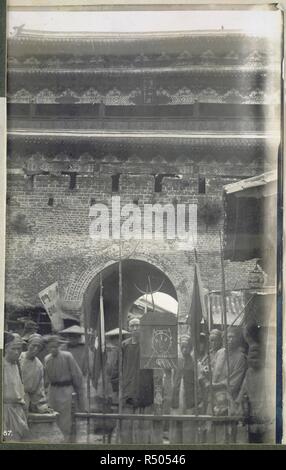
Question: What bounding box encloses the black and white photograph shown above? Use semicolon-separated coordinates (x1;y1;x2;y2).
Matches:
1;3;282;446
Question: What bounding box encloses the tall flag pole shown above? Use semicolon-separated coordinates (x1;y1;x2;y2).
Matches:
187;251;202;426
83;297;91;443
118;240;123;443
219;231;231;415
99;273;107;442
187;249;211;442
99;273;106;355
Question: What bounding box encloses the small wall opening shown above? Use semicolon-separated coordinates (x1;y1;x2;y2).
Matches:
62;171;77;190
28;174;35;190
198;175;206;194
154;173;181;193
111;173;121;192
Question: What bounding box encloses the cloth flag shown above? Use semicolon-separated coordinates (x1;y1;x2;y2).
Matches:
38;282;64;331
187;263;208;354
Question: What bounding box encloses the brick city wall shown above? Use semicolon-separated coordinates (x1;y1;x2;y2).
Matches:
5;152;263;323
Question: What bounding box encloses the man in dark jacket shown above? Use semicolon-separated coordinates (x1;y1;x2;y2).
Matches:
121;318;154;444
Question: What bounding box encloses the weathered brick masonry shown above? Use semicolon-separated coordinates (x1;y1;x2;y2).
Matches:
5;29;280;329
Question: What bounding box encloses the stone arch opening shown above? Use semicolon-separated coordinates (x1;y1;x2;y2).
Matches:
83;259;178;331
130;292;178;320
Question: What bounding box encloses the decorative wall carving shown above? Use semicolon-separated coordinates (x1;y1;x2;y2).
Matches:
55;88;80;103
245;50;265;65
8;86;279;105
156;52;171;62
67;56;84;64
35;89;57;103
81;88;101;103
8;56;20;65
24;57;40;65
25;153;49;173
7;49;274;69
176;50;193;63
105;87;131;105
200;49;217;64
24;153;95;174
47;57;62;67
128;88;143;104
10;88;33;103
224;50;239;61
134;53;149;65
171;87;195;104
223;89;245;103
156;87;171;104
89;56;106;66
198;87;220;102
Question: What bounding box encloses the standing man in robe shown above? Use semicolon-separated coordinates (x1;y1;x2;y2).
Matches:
237;322;269;443
60;325;90;376
212;327;247;410
19;333;50;413
44;335;85;441
211;326;247;442
198;329;222;408
3;332;29;441
170;334;197;444
60;324;95;410
121;317;154;444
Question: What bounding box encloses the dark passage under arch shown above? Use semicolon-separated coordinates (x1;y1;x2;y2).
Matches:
83;259;177;331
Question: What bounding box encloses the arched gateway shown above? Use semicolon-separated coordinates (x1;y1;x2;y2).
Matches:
82;259;179;331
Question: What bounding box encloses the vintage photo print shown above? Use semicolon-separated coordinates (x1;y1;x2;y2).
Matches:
1;4;283;446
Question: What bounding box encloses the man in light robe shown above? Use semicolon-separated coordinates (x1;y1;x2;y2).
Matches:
211;326;247;442
170;334;197;444
19;333;50;413
60;325;95;410
198;329;223;410
237;322;270;443
60;326;89;375
3;332;29;441
44;335;85;441
212;327;247;407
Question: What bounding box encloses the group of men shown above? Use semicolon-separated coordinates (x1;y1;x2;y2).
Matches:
118;320;268;444
170;325;268;444
3;326;87;442
4;317;268;444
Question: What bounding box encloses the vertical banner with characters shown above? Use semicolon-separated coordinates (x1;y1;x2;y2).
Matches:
38;282;64;331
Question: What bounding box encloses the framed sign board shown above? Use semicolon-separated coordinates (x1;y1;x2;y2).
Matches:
140;311;178;369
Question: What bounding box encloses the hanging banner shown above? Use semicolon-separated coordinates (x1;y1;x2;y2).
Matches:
39;282;64;331
140;311;178;369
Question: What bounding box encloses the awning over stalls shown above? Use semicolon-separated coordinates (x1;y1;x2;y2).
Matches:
208;286;276;328
223;170;277;262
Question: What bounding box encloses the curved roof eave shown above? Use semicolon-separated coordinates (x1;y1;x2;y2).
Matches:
8;28;270;56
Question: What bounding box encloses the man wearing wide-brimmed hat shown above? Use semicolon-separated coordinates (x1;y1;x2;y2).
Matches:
44;334;85;441
59;325;90;376
19;333;50;413
60;324;94;411
21;320;38;341
3;332;29;441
